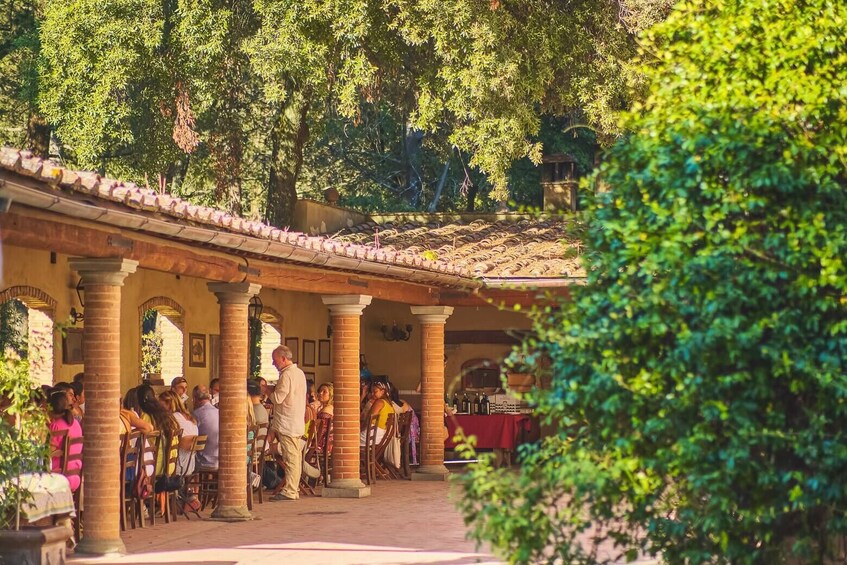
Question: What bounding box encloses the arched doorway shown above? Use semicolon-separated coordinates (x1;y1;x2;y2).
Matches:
0;286;57;385
138;297;185;383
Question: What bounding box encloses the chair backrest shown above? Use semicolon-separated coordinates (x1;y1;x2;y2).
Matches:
120;431;142;484
397;411;412;441
48;429;68;462
246;425;258;463
253;423;269;459
62;435;84;482
191;434;208;454
141;431;161;478
373;413;397;460
161;429;181;477
363;413;379;452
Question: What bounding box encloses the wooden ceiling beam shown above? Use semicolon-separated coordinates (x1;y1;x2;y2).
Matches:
0;210;438;304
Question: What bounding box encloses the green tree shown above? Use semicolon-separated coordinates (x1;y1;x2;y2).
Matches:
456;0;847;563
36;0;671;223
0;0;48;155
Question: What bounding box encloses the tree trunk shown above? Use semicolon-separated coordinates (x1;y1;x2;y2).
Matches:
403;120;424;207
265;92;310;228
26;113;50;158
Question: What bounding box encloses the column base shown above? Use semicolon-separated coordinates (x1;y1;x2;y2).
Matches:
76;536;126;556
210;505;253;522
412;464;451;481
321;478;371;498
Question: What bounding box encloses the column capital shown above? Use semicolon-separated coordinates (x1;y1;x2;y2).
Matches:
70;257;138;286
411;305;454;325
207;282;261;305
322;294;372;316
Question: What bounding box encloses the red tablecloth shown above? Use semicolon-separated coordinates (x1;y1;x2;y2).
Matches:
445;414;531;449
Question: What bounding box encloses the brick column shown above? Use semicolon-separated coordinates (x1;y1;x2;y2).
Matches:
410;306;453;480
321;295;372;498
70;258;138;555
207;282;261;520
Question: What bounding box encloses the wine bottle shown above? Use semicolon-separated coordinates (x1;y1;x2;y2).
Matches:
473;392;481;415
452;392;460;413
461;392;470;413
481;393;491;415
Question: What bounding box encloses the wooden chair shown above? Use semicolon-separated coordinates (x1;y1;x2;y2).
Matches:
396;411;413;479
314;417;333;486
359;414;379;485
120;431;142;531
251;423;270;505
138;431;161;527
48;429;68;462
373;413;399;481
246;425;258;510
194;433;219;511
178;434;206;520
157;430;181;523
299;423;318;496
62;434;84;539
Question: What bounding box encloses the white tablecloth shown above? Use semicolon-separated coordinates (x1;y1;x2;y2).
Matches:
12;473;75;522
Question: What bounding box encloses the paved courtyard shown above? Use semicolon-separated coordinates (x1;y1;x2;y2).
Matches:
70;480;501;565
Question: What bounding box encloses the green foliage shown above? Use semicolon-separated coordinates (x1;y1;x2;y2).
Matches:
0;0;44;152
33;0;667;217
0;299;27;360
455;0;847;563
0;354;49;529
141;309;162;378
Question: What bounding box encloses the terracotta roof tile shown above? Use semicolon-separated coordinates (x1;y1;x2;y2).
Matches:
0;147;583;282
332;214;585;279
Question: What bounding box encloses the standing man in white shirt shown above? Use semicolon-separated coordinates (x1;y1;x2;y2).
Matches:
269;345;306;501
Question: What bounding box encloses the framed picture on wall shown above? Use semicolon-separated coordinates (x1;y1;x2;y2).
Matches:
318;339;331;366
62;328;84;364
284;337;299;364
189;333;206;368
302;339;316;367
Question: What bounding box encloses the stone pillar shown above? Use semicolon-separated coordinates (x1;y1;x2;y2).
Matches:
320;295;372;498
70;258;138;555
207;282;261;520
410;306;453;480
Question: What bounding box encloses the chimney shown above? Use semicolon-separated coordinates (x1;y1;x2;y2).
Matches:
541;153;579;212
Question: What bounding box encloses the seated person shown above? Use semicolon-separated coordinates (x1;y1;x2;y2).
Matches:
316;383;334;455
360;380;393;446
47;390;83;492
248;379;269;427
159;390;199;476
193;385;219;470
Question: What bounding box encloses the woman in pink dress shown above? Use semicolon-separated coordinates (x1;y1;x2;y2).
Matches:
48;389;83;492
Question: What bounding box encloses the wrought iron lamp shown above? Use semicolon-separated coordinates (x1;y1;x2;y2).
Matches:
380;321;413;342
248;296;263;321
70;279;84;324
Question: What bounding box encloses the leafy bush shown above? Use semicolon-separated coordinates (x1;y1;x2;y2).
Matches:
0;354;48;529
456;0;847;563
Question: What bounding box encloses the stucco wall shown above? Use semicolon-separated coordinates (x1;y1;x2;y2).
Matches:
360;300;533;394
3;242;535;399
1;244;335;395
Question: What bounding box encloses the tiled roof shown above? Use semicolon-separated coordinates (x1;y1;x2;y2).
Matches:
332;215;585;279
0;148;467;279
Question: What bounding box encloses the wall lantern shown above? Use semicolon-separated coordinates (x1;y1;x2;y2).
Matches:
326;324;333;339
70;279;84;324
248;296;264;321
381;321;413;342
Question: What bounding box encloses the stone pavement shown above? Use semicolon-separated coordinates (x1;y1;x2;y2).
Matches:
69;479;660;565
70;480;501;565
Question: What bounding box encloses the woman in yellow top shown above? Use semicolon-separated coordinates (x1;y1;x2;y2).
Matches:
359;380;395;446
136;384;180;477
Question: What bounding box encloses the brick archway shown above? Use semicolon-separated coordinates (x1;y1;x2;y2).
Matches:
0;285;57;385
138;296;186;382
